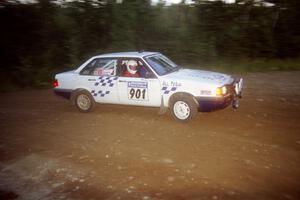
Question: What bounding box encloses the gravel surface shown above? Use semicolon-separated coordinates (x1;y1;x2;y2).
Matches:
0;71;300;200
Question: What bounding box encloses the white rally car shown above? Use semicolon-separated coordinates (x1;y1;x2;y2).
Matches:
54;52;243;122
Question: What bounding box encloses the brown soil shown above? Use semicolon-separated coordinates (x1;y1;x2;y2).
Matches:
0;71;300;200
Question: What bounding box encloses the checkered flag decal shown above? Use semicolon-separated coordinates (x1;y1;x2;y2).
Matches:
91;76;118;97
161;86;177;94
95;76;118;87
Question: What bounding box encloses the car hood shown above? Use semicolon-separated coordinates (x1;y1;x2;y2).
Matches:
163;68;233;86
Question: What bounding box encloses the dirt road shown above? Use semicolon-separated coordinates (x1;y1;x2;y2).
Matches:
0;71;300;200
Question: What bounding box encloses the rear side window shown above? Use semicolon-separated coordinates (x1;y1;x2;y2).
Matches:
80;58;117;76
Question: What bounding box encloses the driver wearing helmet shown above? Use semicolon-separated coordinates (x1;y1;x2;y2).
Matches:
122;60;140;77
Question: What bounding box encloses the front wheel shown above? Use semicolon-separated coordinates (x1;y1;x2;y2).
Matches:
75;91;95;112
170;95;198;122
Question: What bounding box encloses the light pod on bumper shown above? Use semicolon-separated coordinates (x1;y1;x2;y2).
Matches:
216;86;227;96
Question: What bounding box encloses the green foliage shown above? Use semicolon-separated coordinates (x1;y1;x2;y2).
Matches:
0;0;299;90
198;58;300;73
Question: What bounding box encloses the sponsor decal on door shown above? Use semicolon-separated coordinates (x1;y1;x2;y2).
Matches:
127;81;148;101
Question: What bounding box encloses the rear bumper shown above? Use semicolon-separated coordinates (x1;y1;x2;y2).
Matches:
53;88;72;100
196;95;233;112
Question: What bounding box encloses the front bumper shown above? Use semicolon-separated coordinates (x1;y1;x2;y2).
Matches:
196;78;243;112
196;95;233;112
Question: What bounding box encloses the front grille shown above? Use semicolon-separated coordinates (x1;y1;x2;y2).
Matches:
226;81;236;95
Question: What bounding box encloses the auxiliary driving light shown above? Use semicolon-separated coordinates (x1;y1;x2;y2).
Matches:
216;86;227;96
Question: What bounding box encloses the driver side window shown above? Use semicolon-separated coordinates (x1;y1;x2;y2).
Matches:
117;58;156;78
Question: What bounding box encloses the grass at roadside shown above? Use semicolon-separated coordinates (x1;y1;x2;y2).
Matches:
192;58;300;73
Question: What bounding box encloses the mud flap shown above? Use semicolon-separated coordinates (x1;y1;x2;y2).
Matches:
232;97;239;109
233;78;243;109
158;95;168;115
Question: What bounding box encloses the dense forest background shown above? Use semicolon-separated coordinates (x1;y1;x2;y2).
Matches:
0;0;299;89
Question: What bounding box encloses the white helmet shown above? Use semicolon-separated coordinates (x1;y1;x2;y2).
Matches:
127;60;138;74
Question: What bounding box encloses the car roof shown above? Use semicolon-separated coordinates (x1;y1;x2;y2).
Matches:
95;51;159;58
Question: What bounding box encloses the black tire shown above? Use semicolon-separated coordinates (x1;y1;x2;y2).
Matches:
169;94;198;122
74;90;95;112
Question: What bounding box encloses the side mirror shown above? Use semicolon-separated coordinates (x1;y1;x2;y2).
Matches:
145;71;155;79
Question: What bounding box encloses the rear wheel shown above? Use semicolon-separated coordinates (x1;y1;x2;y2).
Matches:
170;94;198;122
75;91;95;112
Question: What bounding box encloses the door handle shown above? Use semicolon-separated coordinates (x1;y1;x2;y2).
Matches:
88;79;96;81
118;80;127;83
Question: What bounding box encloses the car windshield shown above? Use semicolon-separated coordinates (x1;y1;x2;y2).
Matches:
144;54;180;76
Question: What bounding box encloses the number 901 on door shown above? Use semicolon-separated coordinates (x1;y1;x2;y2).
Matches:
127;81;149;101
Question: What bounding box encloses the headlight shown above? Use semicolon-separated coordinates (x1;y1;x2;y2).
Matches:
216;86;227;96
222;86;227;94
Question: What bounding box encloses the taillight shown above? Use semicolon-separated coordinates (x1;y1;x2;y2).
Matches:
53;79;59;88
